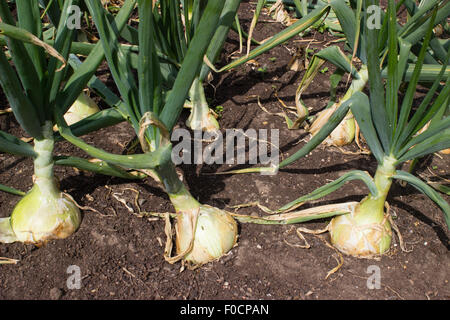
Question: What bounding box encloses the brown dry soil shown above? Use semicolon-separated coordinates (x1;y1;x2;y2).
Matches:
0;1;449;300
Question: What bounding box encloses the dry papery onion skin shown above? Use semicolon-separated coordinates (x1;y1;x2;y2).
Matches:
176;205;238;266
329;198;392;257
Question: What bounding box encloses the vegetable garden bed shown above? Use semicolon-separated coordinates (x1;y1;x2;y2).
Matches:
0;0;449;300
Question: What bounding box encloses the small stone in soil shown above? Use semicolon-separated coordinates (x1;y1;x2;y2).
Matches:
49;288;63;300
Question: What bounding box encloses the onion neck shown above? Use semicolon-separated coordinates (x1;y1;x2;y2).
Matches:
153;161;200;213
187;77;219;131
358;155;397;221
33;121;59;195
342;65;368;101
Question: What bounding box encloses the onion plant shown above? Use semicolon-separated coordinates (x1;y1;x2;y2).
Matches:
85;0;243;132
49;0;241;267
172;0;242;132
0;0;143;244
63;0;244;132
229;0;450;257
181;0;330;131
292;0;450;148
96;0;331;132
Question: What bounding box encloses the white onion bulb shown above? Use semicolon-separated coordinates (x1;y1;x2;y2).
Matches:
176;205;238;265
329;198;391;257
10;182;81;244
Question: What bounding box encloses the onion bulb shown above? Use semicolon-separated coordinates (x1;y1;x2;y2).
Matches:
309;106;355;147
326;113;355;147
175;205;238;265
187;111;219;132
64;92;100;126
329;196;392;257
269;0;295;26
0;122;81;245
9;179;81;244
